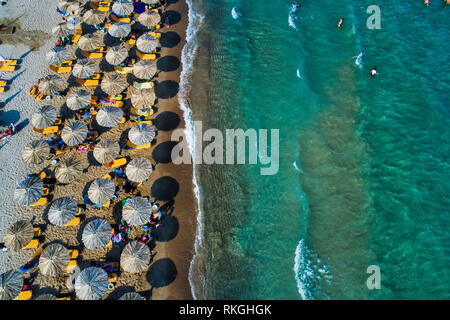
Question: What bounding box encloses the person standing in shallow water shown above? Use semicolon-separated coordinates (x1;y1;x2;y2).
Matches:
337;18;344;30
369;66;378;78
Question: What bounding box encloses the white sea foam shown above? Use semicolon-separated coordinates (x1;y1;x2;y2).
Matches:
288;14;297;30
296;68;301;79
293;161;301;172
231;7;241;20
179;0;204;301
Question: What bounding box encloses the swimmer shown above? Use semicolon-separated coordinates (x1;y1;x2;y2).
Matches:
424;0;429;5
353;51;364;60
337;18;344;30
369;66;378;78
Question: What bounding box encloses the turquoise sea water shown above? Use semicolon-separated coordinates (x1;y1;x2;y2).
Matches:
184;0;450;299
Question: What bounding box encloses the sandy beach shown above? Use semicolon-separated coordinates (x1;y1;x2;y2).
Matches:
0;0;196;300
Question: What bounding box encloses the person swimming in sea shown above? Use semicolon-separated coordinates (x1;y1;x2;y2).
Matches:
353;51;364;65
369;66;378;78
337;18;344;30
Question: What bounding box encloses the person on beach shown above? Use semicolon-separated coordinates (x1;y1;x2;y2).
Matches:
0;243;8;252
369;66;378;78
337;18;344;30
165;16;171;28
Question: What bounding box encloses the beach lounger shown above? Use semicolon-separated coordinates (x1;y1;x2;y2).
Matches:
131;107;154;116
30;197;47;207
55;146;70;155
102;201;111;208
148;32;161;39
54;118;62;125
49;64;72;73
136;51;157;60
114;65;133;74
65;217;80;226
102;174;112;179
91;1;111;12
132;120;153;126
0;87;5;93
0;60;17;65
133;81;154;89
42;188;49;196
0;80;7;86
28;86;37;96
108;273;118;283
104;158;127;168
35;93;44;100
0;65;16;71
57;297;71;300
33;227;41;237
128;38;136;45
72;28;82;44
15;291;32;300
65;259;77;272
126;140;151;149
111;13;131;23
23;239;39;249
81;50;104;59
110;94;123;101
33;125;59;134
69;249;79;260
77;78;99;86
105;240;113;248
40;172;46;179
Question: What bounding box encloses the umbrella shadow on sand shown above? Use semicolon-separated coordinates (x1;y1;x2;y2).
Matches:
156;56;180;72
161;10;181;26
159;31;181;48
106;285;138;300
152;214;179;242
151;176;179;201
153;111;180;131
146;258;177;288
154;80;179;99
152;140;178;164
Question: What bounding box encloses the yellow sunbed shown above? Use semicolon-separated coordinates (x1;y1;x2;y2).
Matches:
126;140;151;149
33;126;59;134
105;240;113;248
136;50;157;60
128;38;136;45
42;188;49;196
65;259;77;272
131;107;154;116
104;157;127;168
0;80;7;86
148;32;161;39
69;249;79;259
33;227;41;237
0;87;5;93
91;1;111;12
40;172;46;180
72;29;82;44
23;239;39;249
77;78;99;86
0;59;17;65
111;13;131;23
55;146;70;155
81;50;104;59
102;174;112;179
30;197;47;207
49;64;72;73
0;65;16;71
16;291;32;300
65;217;80;226
108;273;118;283
57;297;71;300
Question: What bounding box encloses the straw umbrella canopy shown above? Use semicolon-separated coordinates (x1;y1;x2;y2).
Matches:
93;140;120;164
3;220;34;251
66;89;92;111
22;140;51;165
126;157;153;183
78;33;102;51
119;292;144;300
141;0;160;4
122;197;152;226
0;270;23;300
95;106;124;128
35;294;58;300
138;10;161;28
120;241;151;273
136;33;159;53
130;88;155;109
82;218;112;249
75;267;109;300
83;9;106;25
39;243;71;276
62;121;88;146
108;22;131;38
38;75;65;95
46;47;69;65
72;59;98;79
55;157;83;184
105;45;128;65
133;60;157;79
128;123;156;146
52;22;74;38
58;0;80;13
101;73;127;95
14;176;43;206
31;105;58;129
112;0;134;16
48;197;78;226
87;179;115;205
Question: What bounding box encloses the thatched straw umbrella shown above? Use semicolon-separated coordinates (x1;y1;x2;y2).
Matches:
112;0;133;16
3;220;34;251
119;292;144;300
46;47;69;65
52;22;74;38
126;157;153;183
122;197;152;226
62;121;88;146
128;123;156;146
105;45;128;65
101;73;127;95
38;75;65;95
83;9;106;25
0;270;23;300
14;176;43;206
78;33;102;51
22;140;50;165
82;218;112;249
108;22;131;38
87;179;115;205
48;197;78;226
141;0;160;4
138;10;161;28
31;105;58;129
130;88;156;109
133;60;157;79
93;140;120;164
136;33;159;53
66;89;92;111
120;241;151;273
35;293;58;300
75;267;109;300
55;157;83;183
72;59;97;79
58;0;80;14
95;106;123;128
39;243;71;276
